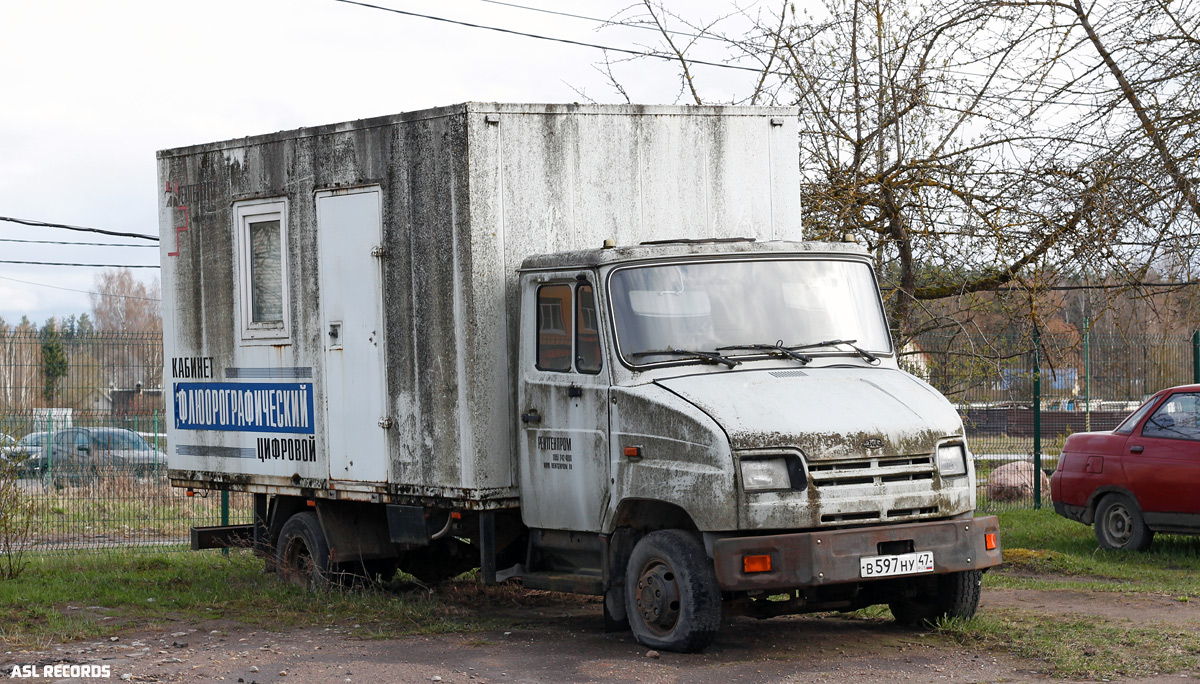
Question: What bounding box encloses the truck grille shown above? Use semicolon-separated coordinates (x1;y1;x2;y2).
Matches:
808;455;940;522
808;455;936;488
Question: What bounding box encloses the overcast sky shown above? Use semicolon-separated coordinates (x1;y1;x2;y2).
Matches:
0;0;766;327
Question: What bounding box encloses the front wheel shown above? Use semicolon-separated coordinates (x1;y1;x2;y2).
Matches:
624;530;721;653
890;569;982;627
1094;493;1155;551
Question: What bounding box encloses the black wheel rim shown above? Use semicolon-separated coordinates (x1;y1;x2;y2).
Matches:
634;559;682;636
1103;503;1134;546
281;536;316;588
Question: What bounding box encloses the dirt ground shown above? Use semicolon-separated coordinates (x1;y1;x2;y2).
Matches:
6;585;1200;684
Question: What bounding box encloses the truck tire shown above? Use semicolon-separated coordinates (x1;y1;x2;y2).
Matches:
277;512;334;590
624;530;721;653
890;569;982;627
1094;493;1155;551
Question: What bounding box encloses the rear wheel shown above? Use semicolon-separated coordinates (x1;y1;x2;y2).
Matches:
1094;493;1154;551
277;512;334;590
624;530;721;653
890;569;982;627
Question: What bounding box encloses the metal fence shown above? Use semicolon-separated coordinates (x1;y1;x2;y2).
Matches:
2;328;1197;553
913;328;1200;512
0;330;252;554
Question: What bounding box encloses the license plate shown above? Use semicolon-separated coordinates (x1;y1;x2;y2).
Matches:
859;550;935;578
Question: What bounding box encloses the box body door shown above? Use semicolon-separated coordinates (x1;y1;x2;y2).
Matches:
316;188;389;483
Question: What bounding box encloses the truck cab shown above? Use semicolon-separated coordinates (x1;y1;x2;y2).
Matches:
514;239;1000;651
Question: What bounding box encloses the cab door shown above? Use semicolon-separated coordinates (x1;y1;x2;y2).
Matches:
1125;390;1200;515
517;274;610;532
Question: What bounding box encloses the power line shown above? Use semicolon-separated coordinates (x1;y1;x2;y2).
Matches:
332;1;1156;111
0;237;158;248
0;275;161;302
471;0;724;42
1039;282;1200;291
0;216;158;242
332;0;762;73
335;0;1200;115
882;281;1200;292
0;260;159;269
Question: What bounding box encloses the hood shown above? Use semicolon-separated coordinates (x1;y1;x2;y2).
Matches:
655;367;962;460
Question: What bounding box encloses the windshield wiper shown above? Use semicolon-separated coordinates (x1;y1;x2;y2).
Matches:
630;348;741;369
789;338;880;364
715;341;813;365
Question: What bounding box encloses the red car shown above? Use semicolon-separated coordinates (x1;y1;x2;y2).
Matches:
1051;384;1200;550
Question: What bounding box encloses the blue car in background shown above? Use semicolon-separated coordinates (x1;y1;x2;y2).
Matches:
21;427;166;485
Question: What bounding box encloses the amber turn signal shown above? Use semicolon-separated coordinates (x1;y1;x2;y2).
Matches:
623;446;642;458
743;554;772;573
985;532;997;551
185;489;195;498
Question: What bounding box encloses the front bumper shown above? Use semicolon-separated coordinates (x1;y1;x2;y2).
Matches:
711;516;1001;592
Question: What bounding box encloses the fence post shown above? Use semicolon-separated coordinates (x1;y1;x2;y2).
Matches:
1084;318;1091;432
1193;330;1199;385
1032;325;1042;510
221;491;230;557
46;411;53;478
153;409;160;477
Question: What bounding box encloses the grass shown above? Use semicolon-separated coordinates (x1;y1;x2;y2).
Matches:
990;508;1200;596
936;612;1200;680
0;550;483;649
920;508;1200;678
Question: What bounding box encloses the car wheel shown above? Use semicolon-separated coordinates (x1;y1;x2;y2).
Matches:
1094;493;1155;551
624;530;721;653
889;569;983;627
277;512;334;590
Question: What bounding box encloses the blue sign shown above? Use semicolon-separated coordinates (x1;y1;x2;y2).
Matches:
174;382;315;434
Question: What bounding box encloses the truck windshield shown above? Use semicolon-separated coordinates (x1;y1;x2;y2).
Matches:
609;258;891;366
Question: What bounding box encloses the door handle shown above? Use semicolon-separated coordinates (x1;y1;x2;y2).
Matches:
1130;445;1144;453
521;410;542;424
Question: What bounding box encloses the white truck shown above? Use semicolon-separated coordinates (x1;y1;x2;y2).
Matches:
159;103;1001;653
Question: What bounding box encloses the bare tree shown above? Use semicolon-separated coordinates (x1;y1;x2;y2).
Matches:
601;0;1199;350
90;269;162;334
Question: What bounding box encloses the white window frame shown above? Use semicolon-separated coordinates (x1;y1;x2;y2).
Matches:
234;198;291;342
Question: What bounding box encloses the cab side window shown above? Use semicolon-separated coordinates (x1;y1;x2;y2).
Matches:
1142;392;1200;441
537;284;572;371
576;285;602;374
536;282;604;374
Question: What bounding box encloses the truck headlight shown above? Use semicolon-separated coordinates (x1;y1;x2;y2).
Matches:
740;458;792;491
937;443;968;478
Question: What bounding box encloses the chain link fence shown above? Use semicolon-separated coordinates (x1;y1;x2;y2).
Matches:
2;328;1197;553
